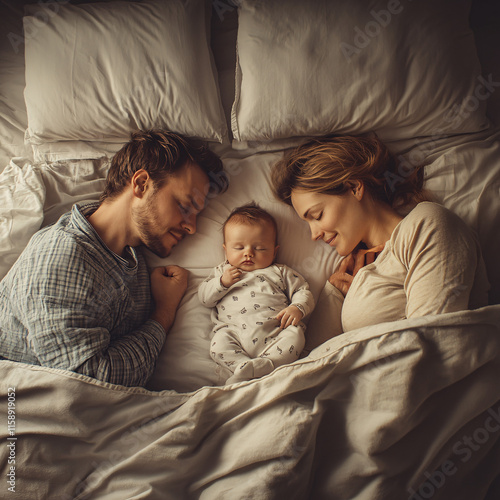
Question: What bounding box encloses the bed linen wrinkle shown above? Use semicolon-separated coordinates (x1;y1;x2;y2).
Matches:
0;1;499;497
1;305;499;498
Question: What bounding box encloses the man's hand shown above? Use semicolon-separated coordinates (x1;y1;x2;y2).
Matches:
150;265;188;331
328;244;385;297
276;305;304;329
221;265;242;288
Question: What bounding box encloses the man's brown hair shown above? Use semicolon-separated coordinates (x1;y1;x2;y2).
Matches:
100;129;228;203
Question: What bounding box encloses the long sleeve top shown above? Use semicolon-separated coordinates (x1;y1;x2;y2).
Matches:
199;262;315;328
0;203;166;387
316;202;489;335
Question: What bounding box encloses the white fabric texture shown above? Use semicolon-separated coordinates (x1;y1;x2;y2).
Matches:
1;305;499;499
0;159;45;280
232;0;489;142
0;1;33;172
23;0;227;149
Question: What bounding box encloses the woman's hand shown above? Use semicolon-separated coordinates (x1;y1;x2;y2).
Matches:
328;244;385;296
328;254;354;296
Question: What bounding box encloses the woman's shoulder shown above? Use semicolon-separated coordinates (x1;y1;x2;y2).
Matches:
399;201;469;234
406;201;452;219
391;201;476;255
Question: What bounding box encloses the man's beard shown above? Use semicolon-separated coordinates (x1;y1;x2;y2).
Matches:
131;196;170;258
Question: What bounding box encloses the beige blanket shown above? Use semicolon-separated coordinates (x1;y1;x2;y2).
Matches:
1;306;499;500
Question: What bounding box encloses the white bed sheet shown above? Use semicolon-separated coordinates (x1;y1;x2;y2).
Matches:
3;128;497;392
145;130;500;392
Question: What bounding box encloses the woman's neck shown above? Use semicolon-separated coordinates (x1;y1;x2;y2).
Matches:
363;201;403;248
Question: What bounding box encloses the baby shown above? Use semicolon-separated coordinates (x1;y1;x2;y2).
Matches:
199;203;314;384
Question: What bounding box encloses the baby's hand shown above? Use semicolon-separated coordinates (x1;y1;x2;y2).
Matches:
276;305;303;329
221;265;242;288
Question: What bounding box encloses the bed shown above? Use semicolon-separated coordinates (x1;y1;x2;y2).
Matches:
1;0;499;498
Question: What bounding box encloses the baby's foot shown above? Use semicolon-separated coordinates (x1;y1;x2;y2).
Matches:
225;358;275;385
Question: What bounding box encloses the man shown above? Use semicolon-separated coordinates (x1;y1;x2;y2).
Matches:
0;130;228;387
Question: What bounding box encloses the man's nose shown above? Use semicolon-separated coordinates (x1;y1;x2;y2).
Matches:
182;215;197;235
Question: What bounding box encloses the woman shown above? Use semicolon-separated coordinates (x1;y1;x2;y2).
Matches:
271;134;489;337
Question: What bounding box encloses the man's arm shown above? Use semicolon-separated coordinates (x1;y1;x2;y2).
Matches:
150;265;188;331
18;237;187;386
22;291;168;387
74;319;166;386
73;264;188;386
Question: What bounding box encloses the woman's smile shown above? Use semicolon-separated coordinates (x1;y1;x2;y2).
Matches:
325;233;338;246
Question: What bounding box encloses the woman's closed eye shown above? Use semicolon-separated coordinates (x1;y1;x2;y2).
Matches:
314;211;323;221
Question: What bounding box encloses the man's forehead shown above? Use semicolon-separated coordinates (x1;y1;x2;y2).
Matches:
166;163;210;203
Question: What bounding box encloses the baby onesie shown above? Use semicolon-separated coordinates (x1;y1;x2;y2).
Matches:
199;262;315;383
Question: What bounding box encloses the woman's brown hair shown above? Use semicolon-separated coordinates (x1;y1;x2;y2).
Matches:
271;133;428;211
100;129;228;203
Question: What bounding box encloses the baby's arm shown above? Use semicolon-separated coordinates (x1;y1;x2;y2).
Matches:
276;304;304;329
198;263;234;308
276;266;315;328
221;265;242;288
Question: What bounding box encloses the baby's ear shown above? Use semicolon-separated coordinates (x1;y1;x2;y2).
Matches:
274;245;280;259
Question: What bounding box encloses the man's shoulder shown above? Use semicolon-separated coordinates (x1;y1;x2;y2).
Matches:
31;219;91;259
14;209;103;280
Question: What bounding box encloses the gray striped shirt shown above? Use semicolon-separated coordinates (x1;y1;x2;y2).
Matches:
0;203;166;387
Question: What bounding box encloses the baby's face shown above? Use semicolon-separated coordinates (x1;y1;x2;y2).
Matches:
223;221;278;272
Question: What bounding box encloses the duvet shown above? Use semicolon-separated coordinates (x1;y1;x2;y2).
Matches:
1;305;499;500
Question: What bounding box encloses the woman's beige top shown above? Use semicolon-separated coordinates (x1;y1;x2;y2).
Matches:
325;202;489;333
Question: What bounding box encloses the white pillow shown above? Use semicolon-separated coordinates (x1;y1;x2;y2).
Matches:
232;0;489;143
23;0;227;148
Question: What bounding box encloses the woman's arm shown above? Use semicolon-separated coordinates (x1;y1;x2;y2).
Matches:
393;203;483;317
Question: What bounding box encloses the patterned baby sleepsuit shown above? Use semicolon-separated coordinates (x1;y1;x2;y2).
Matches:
199;262;315;382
